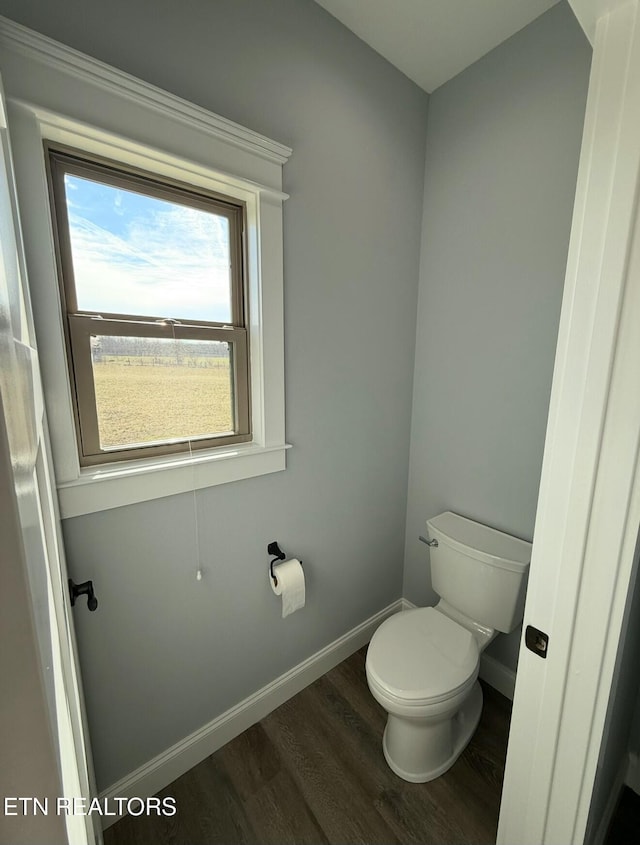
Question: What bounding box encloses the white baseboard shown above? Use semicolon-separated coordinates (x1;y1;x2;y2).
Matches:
588;751;640;845
591;755;627;845
479;654;516;701
100;598;403;829
626;750;640;794
401;598;516;700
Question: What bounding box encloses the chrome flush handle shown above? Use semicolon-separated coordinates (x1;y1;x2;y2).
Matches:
419;535;438;547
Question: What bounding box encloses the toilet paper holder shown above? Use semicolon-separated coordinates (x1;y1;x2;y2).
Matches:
268;541;302;585
268;541;286;584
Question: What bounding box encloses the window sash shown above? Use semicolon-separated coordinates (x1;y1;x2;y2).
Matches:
46;145;252;466
46;145;247;328
68;315;250;464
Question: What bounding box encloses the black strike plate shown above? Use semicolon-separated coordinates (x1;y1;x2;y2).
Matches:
525;625;549;659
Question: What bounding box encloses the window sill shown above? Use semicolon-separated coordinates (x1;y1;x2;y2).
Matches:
57;442;291;519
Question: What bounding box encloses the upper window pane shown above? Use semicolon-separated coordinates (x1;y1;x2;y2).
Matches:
63;173;233;323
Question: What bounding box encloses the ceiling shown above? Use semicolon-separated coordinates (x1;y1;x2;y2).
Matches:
314;0;561;93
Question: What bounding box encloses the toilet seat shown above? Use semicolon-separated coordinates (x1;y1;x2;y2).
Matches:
366;608;479;706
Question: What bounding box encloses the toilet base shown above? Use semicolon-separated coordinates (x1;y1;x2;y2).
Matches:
382;681;483;783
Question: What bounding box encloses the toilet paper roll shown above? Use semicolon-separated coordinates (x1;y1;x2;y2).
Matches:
270;558;305;618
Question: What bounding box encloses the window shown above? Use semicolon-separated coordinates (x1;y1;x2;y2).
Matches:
46;147;251;465
1;17;291;517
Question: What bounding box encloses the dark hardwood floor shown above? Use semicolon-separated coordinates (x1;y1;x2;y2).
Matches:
104;648;512;845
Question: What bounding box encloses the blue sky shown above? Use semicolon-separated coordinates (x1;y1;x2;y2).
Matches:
64;174;232;323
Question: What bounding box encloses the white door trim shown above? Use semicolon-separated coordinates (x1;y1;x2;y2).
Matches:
0;74;98;843
498;2;640;842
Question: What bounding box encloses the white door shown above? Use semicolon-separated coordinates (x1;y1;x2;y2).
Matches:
0;77;98;844
498;1;640;842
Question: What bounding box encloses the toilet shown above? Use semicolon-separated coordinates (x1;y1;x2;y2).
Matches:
366;511;531;783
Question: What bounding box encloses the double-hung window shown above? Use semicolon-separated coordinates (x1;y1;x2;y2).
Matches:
47;146;250;466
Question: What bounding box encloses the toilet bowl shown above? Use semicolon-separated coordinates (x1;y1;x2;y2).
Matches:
366;606;482;782
366;511;531;783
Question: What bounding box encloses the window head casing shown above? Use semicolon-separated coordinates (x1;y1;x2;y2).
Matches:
46;145;251;466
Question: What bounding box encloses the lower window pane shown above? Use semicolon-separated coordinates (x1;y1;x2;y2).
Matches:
90;335;234;449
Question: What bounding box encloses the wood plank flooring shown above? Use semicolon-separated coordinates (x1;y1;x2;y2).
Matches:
104;648;512;845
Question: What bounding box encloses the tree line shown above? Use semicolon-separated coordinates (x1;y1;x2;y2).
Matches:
91;335;230;365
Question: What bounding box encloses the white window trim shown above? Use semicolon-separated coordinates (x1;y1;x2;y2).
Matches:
0;16;292;518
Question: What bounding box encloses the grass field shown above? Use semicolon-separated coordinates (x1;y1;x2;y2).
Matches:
92;359;233;448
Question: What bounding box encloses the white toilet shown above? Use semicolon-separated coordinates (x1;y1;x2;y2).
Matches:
366;511;531;783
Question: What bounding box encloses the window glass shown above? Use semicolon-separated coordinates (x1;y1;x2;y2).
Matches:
63;174;232;323
48;147;249;465
90;335;233;449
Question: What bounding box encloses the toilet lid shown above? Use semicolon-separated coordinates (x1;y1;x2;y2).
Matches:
366;608;479;704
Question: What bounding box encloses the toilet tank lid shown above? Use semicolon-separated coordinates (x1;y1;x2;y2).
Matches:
426;512;532;573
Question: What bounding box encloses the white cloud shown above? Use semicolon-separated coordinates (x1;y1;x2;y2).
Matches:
69;204;233;322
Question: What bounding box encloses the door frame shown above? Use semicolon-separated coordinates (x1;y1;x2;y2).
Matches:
498;1;640;842
0;75;98;845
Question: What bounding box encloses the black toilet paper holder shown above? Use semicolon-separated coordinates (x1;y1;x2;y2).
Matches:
268;542;304;584
268;541;286;584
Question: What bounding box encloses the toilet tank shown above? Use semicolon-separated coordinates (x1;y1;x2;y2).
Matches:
426;512;531;633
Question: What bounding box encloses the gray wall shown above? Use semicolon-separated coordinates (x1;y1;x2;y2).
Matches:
403;1;591;670
0;0;428;788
